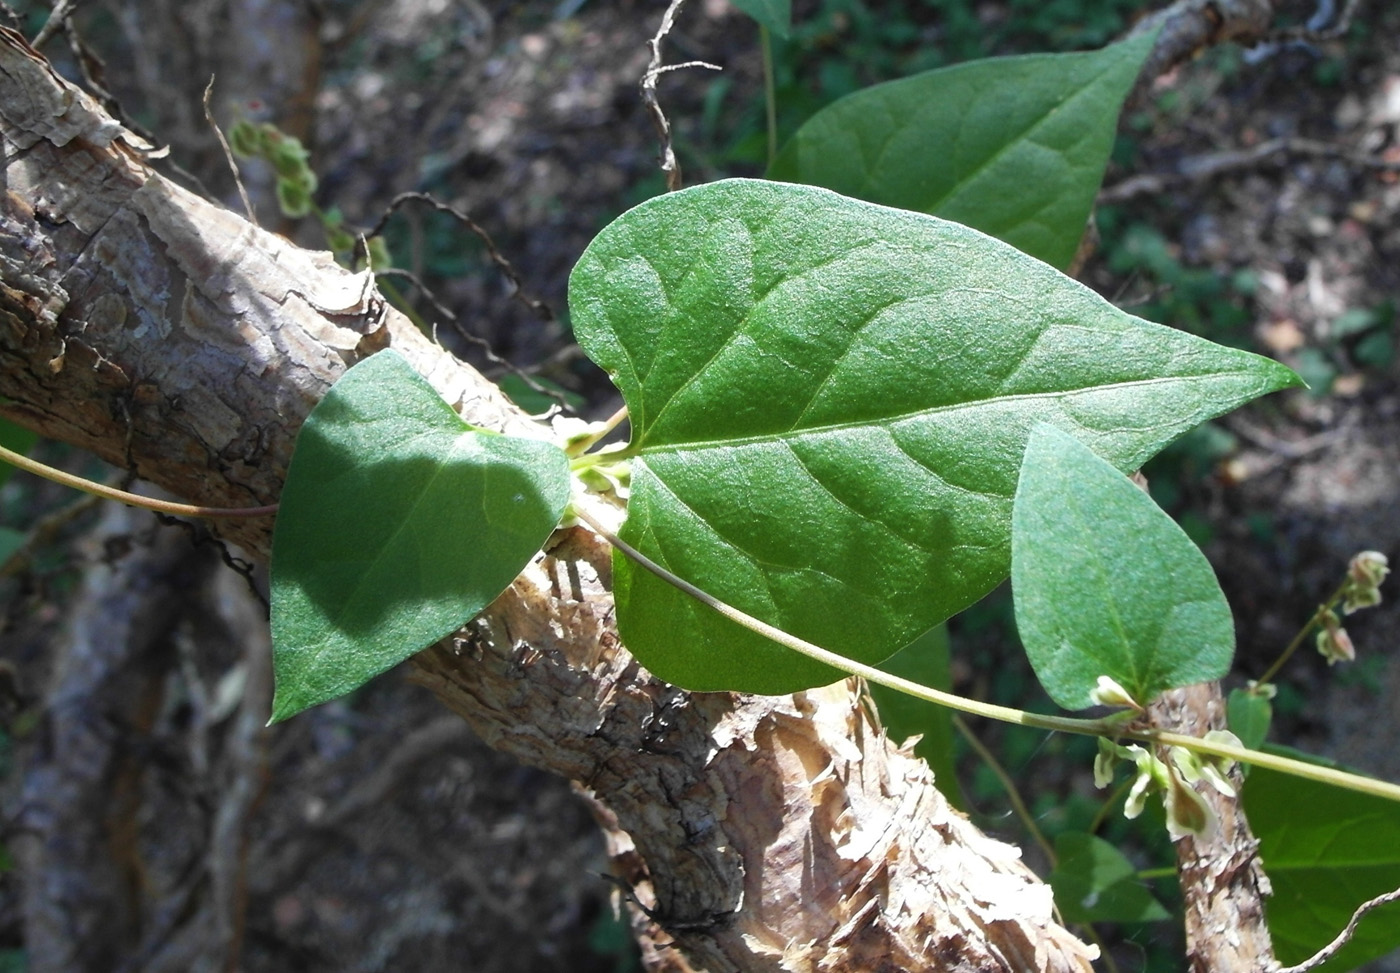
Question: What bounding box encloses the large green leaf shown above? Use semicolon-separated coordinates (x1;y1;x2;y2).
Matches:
1011;423;1235;710
569;179;1299;695
1246;761;1400;971
728;0;790;37
768;32;1155;269
270;350;571;722
1049;831;1171;924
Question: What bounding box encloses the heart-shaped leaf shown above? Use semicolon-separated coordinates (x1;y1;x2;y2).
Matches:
768;31;1155;269
1049;831;1171;924
1011;423;1235;710
569;178;1299;695
1246;759;1400;971
270;350;571;721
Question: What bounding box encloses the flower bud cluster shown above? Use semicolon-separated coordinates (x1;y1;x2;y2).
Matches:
1315;551;1388;666
1095;730;1241;841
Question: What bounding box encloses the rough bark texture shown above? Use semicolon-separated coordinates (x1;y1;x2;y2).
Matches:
1148;684;1275;973
0;27;1098;972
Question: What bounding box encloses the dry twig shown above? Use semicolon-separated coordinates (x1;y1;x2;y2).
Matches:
364;191;553;322
1276;886;1400;973
640;0;719;192
203;77;256;224
1101;136;1400;203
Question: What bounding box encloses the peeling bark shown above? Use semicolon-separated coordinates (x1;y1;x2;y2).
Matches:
0;26;1105;971
1149;685;1275;973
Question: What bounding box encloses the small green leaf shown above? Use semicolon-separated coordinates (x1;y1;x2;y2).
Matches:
1049;831;1171;924
0;419;37;490
570;179;1299;695
1227;687;1272;752
1012;423;1235;710
868;626;964;810
769;32;1155;269
270;350;570;721
727;0;791;37
1246;761;1400;971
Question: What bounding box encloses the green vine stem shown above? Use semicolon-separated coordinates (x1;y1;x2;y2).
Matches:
1254;580;1349;686
0;443;278;519
760;24;778;169
572;507;1400;805
953;713;1056;864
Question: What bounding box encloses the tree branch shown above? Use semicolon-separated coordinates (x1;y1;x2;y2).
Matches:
0;26;1094;971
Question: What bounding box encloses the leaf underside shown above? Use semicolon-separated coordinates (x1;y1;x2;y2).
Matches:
269;350;571;721
570;178;1300;695
1012;423;1235;710
768;31;1155;269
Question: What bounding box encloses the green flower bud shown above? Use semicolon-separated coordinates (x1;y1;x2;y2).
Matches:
1342;550;1388;614
326;226;356;253
366;237;393;271
276;178;313;218
1349;550;1390;590
1163;767;1217;841
1089;675;1141;710
227;119;261;158
1315;608;1355;665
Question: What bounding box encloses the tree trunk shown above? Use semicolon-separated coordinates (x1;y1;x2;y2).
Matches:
0;25;1102;971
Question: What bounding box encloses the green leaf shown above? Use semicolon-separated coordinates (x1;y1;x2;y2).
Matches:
0;527;23;564
569;179;1300;695
727;0;790;37
269;350;571;721
1011;424;1235;710
1049;831;1171;924
0;419;37;490
869;626;964;809
1227;687;1272;752
1246;762;1400;971
768;31;1155;269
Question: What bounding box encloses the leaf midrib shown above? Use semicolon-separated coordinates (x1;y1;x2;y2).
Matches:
640;370;1257;453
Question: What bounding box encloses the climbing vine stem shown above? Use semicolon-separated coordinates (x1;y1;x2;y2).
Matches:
572;506;1400;805
0;443;278;519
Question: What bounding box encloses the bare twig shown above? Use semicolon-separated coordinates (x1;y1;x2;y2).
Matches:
203;77;256;224
364;191;553;322
640;0;720;192
30;0;85;49
1276;886;1400;973
1100;136;1400;204
374;266;574;414
1126;0;1274;105
1268;0;1363;44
